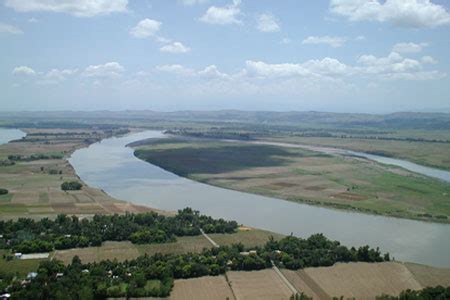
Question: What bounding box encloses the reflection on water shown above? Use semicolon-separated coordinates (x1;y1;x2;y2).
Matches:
69;131;450;267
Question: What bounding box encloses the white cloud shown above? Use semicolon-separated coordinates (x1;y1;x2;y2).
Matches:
28;17;39;23
5;0;128;17
179;0;208;5
39;68;77;84
0;22;23;34
12;66;36;76
330;0;450;28
302;35;347;48
200;0;242;25
198;65;230;79
392;42;428;53
357;52;422;74
256;13;280;32
245;58;350;78
156;64;195;76
82;62;124;78
421;55;437;64
355;35;366;41
382;70;445;80
130;18;161;38
160;42;191;54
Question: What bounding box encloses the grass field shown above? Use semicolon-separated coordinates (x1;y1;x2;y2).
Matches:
52;229;277;265
268;136;450;171
0;250;46;277
134;139;450;223
0;128;153;219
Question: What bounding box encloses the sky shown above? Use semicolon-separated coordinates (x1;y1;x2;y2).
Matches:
1;0;450;113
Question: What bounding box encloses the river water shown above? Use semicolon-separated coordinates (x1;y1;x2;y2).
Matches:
0;128;26;144
68;131;450;267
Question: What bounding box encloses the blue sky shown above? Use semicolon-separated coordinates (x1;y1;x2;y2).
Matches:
1;0;450;113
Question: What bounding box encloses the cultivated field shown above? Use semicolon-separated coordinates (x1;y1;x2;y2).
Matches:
53;241;140;265
168;276;234;300
227;269;294;300
208;227;284;248
0;128;153;219
282;262;435;300
52;229;276;265
134;139;450;222
405;262;450;288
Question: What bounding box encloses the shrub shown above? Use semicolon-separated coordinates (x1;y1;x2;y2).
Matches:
0;188;8;195
61;181;82;191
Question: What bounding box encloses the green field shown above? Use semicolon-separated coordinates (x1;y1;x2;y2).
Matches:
0;250;45;277
267;136;450;171
135;139;450;223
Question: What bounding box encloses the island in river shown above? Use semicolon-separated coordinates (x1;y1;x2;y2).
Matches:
133;136;450;223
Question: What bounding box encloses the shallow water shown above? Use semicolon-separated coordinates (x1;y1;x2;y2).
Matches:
69;131;450;267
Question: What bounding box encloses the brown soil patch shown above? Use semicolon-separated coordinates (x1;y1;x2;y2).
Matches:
227;269;293;300
302;262;422;300
304;185;326;191
332;192;368;201
169;276;234;300
405;263;450;288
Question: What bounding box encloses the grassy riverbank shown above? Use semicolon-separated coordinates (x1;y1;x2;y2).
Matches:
266;135;450;172
0;128;154;219
134;138;450;223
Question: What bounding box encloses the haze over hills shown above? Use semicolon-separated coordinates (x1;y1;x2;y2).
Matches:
0;110;449;130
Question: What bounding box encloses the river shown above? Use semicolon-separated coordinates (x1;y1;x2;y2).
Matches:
0;128;26;144
68;131;450;268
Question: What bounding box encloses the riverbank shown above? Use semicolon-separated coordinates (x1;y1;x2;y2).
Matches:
0;128;155;219
133;137;450;224
265;135;450;172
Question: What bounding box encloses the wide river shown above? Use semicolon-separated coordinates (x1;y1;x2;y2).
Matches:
0;128;26;144
67;131;450;267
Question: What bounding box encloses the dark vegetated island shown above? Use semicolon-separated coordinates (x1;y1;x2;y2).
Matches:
133;139;450;223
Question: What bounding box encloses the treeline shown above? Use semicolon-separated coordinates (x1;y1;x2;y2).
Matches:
166;129;252;140
7;233;389;299
0;208;238;254
7;153;64;162
376;286;450;299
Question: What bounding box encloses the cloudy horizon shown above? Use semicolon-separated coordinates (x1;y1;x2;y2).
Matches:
1;0;450;113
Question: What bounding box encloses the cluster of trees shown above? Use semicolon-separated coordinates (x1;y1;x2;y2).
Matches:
0;208;238;253
376;286;450;299
267;235;388;269
61;181;82;191
166;129;252;140
5;233;389;299
0;188;8;195
7;153;64;162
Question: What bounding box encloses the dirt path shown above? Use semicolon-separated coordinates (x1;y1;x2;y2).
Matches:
200;228;220;248
271;260;299;296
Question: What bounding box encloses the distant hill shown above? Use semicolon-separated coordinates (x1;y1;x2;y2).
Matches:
0;110;449;130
